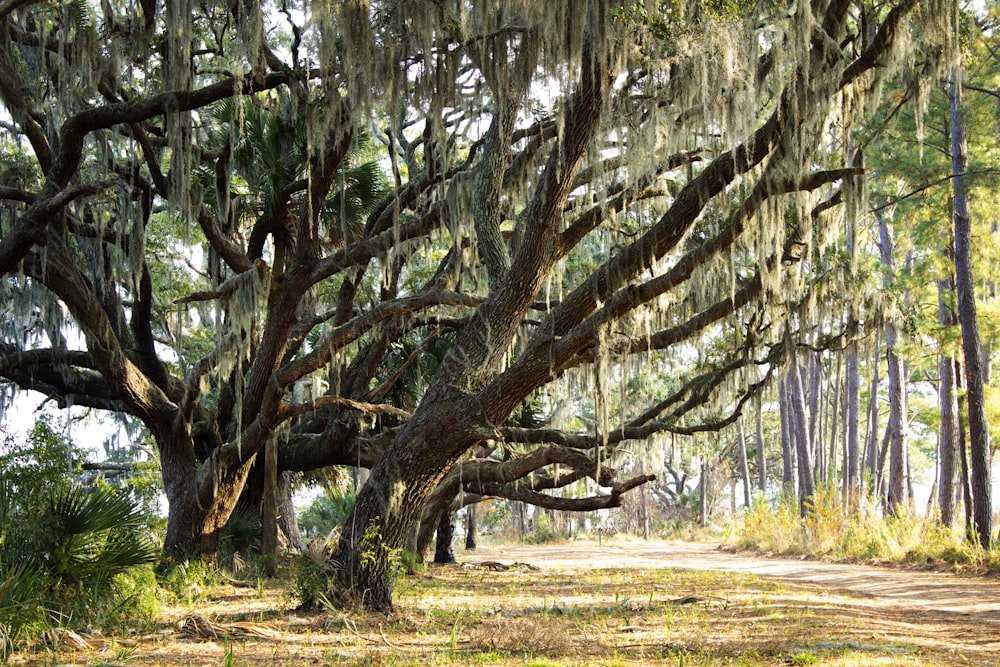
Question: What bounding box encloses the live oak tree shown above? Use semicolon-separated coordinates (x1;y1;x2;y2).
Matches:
0;0;953;609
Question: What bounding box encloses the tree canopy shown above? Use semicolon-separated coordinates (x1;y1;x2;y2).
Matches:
0;0;959;608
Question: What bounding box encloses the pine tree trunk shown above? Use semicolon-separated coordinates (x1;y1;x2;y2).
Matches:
845;338;861;504
788;350;816;515
826;349;842;486
877;209;909;516
261;438;279;575
755;396;767;494
277;472;307;552
863;329;882;495
937;279;961;527
949;68;992;548
779;375;797;496
736;417;752;508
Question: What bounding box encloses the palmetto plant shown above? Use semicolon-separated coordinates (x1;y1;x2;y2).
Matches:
40;487;158;591
0;482;158;660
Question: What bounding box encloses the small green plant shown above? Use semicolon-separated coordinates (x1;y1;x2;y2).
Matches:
221;636;235;667
292;553;337;609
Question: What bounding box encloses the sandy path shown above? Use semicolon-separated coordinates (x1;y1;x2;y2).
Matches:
468;539;1000;619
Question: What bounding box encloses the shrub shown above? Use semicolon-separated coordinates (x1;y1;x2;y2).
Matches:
0;416;164;661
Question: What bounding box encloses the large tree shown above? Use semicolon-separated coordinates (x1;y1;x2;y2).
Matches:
0;0;950;609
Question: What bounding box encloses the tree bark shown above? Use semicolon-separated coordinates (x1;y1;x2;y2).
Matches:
754;395;767;494
433;511;456;564
261;438;279;575
937;279;961;528
465;503;478;550
736;417;752;508
877;209;909;516
779;374;797;497
845;336;862;505
949;68;992;548
787;348;816;515
864;329;882;496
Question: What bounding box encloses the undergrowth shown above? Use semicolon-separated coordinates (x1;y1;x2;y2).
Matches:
737;485;999;571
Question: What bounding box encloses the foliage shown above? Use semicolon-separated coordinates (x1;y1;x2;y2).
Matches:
0;419;160;658
0;416;83;500
0;482;159;658
292;553;338;609
0;0;964;607
299;488;358;539
218;505;262;572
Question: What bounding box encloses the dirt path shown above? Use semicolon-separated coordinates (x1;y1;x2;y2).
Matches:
469;538;1000;619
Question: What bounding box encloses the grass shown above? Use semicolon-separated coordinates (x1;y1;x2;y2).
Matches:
4;547;995;666
737;487;1000;573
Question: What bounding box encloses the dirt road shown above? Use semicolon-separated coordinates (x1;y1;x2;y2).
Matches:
469;538;1000;619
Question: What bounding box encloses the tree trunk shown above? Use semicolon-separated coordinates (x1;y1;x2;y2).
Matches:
937;279;961;528
433;511;456;564
160;428;255;561
779;374;797;497
261;438;279;575
755;395;767;494
699;456;709;526
736;418;752;508
844;337;861;504
787;349;816;515
863;329;882;495
807;351;823;481
877;209;909;516
827;348;842;486
465;503;477;550
277;472;308;552
949;68;992;548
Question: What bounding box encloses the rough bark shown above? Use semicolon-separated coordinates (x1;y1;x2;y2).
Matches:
949;68;992;548
433;512;456;564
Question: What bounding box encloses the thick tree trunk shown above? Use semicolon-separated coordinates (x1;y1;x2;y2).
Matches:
332;395;473;609
160;429;254;560
949;68;992;548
